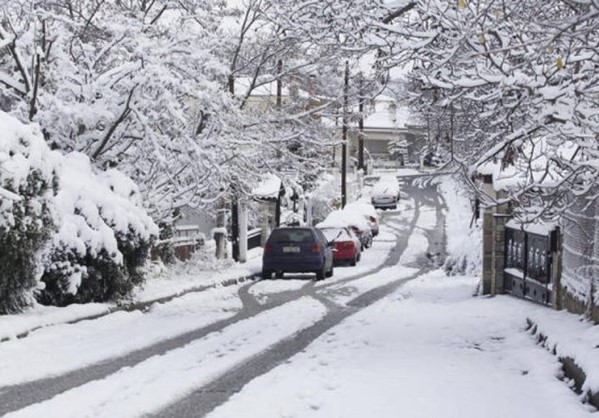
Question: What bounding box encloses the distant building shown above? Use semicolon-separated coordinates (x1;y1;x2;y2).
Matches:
348;95;425;168
234;76;315;110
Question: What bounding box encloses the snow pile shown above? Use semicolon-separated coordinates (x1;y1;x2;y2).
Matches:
438;176;482;276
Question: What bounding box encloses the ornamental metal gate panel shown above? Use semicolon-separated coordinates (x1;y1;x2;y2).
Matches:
504;227;557;305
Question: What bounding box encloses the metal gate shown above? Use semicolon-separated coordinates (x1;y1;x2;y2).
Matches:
503;224;559;305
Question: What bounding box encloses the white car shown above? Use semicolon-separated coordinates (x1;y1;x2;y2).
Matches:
371;177;400;210
344;202;379;237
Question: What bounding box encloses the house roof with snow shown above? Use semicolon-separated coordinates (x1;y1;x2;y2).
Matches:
234;76;311;100
362;97;415;132
251;174;284;201
475;138;561;193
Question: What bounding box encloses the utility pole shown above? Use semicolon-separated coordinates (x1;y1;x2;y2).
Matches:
450;104;455;162
229;78;240;261
276;59;283;109
231;185;239;261
341;60;349;208
358;74;365;172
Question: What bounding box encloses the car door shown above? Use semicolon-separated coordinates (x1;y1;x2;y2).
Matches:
315;229;333;268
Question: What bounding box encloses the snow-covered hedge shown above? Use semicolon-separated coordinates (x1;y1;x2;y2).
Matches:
0;112;158;311
39;154;159;306
0;112;56;314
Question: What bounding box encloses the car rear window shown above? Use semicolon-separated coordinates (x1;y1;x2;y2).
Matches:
320;228;350;241
269;229;314;243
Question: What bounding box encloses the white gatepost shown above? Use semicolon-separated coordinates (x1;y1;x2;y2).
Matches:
306;196;313;226
239;201;248;263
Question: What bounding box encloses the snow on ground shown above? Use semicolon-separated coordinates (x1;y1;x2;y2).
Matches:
0;247;263;342
377;167;422;177
400;228;428;264
529;309;599;396
0;303;111;341
206;271;595;418
325;265;419;306
134;248;263;302
249;280;309;303
0;287;241;386
6;298;328;418
399;201;436;265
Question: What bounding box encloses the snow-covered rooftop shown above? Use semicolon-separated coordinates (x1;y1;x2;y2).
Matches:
251;174;282;200
235;77;291;98
361;96;415;131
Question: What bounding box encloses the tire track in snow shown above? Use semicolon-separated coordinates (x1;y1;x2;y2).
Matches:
5;299;328;418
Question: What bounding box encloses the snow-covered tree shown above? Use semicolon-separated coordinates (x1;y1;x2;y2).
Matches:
376;1;599;220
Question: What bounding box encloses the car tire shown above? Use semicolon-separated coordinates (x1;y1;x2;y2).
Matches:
261;270;272;280
315;267;326;281
275;271;284;279
350;257;357;266
326;264;334;278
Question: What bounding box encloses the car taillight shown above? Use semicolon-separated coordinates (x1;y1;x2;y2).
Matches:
264;244;272;254
311;243;321;253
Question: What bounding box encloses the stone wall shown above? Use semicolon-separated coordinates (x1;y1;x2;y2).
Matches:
560;197;599;322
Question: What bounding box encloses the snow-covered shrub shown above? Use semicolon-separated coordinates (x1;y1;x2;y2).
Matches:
38;154;159;306
0;112;57;314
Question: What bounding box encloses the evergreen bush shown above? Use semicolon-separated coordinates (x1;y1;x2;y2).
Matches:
0;170;56;313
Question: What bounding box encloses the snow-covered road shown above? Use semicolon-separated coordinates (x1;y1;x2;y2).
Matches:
206;271;592;418
0;179;592;418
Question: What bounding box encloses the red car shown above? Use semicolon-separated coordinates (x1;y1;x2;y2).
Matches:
319;227;361;266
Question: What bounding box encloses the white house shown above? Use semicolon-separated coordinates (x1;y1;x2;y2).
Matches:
348;94;425;168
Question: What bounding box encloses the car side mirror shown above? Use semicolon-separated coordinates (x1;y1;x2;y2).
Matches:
327;241;334;247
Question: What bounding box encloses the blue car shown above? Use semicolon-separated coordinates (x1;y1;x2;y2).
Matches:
262;227;334;281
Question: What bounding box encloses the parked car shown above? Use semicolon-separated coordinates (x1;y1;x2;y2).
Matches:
319;226;361;266
262;227;334;281
317;210;373;250
344;202;379;237
371;176;400;210
363;175;381;187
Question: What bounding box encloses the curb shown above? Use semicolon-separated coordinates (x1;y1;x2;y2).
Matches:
0;274;257;344
526;318;599;409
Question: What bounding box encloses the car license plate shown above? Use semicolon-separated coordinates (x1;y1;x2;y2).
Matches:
282;246;300;253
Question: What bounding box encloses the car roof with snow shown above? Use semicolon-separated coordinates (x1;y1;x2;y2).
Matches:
317;209;371;231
